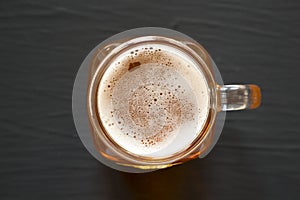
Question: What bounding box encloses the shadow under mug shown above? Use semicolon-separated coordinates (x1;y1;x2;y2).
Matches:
72;27;261;173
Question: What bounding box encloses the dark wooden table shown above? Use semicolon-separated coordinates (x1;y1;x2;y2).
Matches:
1;0;299;199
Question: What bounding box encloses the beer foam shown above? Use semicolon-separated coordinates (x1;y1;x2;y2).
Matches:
97;43;209;158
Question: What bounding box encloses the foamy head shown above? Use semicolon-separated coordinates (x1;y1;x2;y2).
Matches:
97;43;209;158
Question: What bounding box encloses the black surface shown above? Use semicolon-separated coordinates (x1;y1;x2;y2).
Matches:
1;0;300;199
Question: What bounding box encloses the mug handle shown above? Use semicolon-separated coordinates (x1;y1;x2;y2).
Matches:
217;84;261;111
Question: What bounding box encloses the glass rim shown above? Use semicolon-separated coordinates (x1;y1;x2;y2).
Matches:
87;32;218;166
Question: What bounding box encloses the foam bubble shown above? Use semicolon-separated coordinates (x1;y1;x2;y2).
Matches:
97;44;209;157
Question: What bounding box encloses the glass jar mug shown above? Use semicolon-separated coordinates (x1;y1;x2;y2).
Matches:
72;27;261;173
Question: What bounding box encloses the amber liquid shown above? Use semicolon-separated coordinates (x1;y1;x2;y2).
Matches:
88;38;215;169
